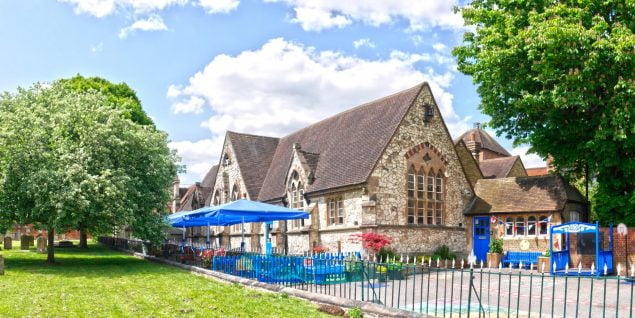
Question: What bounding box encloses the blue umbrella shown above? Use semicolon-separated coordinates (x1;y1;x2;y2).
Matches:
203;199;309;222
203;199;309;252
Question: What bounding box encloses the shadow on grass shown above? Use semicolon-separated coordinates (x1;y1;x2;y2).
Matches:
3;244;176;278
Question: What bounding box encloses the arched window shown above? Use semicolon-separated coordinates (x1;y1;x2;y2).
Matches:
539;216;548;235
515;217;525;236
505;217;514;236
407;166;416;224
213;190;221;206
527;216;536;236
231;185;239;201
435;171;443;225
288;171;308;228
405;146;445;225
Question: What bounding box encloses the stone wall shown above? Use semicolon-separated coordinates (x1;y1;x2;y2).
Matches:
380;226;467;257
210;137;253;237
367;83;472;254
508;159;528;177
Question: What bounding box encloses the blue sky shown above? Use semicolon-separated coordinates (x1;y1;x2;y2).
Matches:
0;0;544;184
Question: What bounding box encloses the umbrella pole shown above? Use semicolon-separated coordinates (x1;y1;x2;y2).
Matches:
206;222;210;248
241;216;245;252
181;226;186;247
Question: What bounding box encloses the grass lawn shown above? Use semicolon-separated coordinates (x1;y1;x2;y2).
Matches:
0;243;331;317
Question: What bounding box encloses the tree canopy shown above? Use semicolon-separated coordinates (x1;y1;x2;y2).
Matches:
0;83;178;262
58;75;154;126
453;0;635;225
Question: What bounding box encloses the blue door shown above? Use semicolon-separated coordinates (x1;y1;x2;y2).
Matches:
473;217;491;262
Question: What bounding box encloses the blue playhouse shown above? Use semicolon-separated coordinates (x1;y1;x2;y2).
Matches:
550;221;614;276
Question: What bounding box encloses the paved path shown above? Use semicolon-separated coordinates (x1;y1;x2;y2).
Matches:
290;268;635;317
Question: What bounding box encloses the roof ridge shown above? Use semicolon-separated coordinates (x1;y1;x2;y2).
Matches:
281;82;426;138
227;130;280;140
480;155;519;162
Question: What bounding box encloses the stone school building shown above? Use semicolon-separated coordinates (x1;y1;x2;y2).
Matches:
171;82;588;260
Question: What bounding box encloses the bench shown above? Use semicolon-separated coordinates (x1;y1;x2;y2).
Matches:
502;251;542;269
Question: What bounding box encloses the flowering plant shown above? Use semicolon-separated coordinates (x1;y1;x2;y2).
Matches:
349;232;392;253
312;245;329;253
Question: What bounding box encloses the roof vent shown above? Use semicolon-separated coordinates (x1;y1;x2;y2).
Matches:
474;122;481;129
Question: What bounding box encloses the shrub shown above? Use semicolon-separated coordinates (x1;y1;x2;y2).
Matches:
347;307;363;318
377;248;397;262
489;238;504;254
432;245;457;260
312;245;329;254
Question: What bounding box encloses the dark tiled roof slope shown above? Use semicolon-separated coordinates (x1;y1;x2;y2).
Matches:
468;175;586;214
258;83;425;202
227;132;279;199
459;128;511;156
479;156;521;178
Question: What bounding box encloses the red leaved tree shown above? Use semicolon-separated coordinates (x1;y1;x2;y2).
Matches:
349;232;392;253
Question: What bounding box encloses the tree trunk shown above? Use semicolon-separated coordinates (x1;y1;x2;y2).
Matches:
79;230;88;249
47;228;55;264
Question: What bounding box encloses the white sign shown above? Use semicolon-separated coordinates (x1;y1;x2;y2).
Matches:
617;223;628;236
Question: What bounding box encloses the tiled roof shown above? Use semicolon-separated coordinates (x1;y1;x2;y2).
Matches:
468;175;586;214
459;128;511;157
258;83;425;202
479;156;521;178
227;132;279;199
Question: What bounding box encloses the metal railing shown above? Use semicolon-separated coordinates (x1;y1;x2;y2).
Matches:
99;237;635;317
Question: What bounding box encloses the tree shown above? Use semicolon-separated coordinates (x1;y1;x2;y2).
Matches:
0;83;178;263
453;0;635;225
58;75;154;127
58;75;155;248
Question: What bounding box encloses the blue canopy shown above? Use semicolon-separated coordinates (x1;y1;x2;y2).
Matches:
167;208;255;228
203;199;309;222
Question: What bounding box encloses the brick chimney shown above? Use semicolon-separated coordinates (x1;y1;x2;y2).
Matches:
172;176;180;213
465;129;482;161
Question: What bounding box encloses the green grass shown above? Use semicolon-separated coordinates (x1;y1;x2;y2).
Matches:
0;243;331;317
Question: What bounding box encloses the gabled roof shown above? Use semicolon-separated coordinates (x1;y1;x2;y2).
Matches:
467;175;586;214
227;132;279;199
459;128;511;157
202;165;219;206
258;83;425;202
479;156;522;178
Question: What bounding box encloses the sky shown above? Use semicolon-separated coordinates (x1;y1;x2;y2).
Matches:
0;0;545;185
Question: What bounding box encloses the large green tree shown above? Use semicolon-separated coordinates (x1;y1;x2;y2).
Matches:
0;83;178;263
453;0;635;225
58;75;154;248
58;75;154;126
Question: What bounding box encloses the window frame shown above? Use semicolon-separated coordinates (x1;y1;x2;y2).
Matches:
327;197;344;226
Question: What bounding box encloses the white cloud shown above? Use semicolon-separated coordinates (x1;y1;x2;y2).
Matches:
169;138;223;184
432;42;447;52
119;14;168;38
169;38;471;182
59;0;188;17
264;0;464;31
90;42;104;53
197;0;240;13
353;38;376;49
511;146;547;168
172;96;206;114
